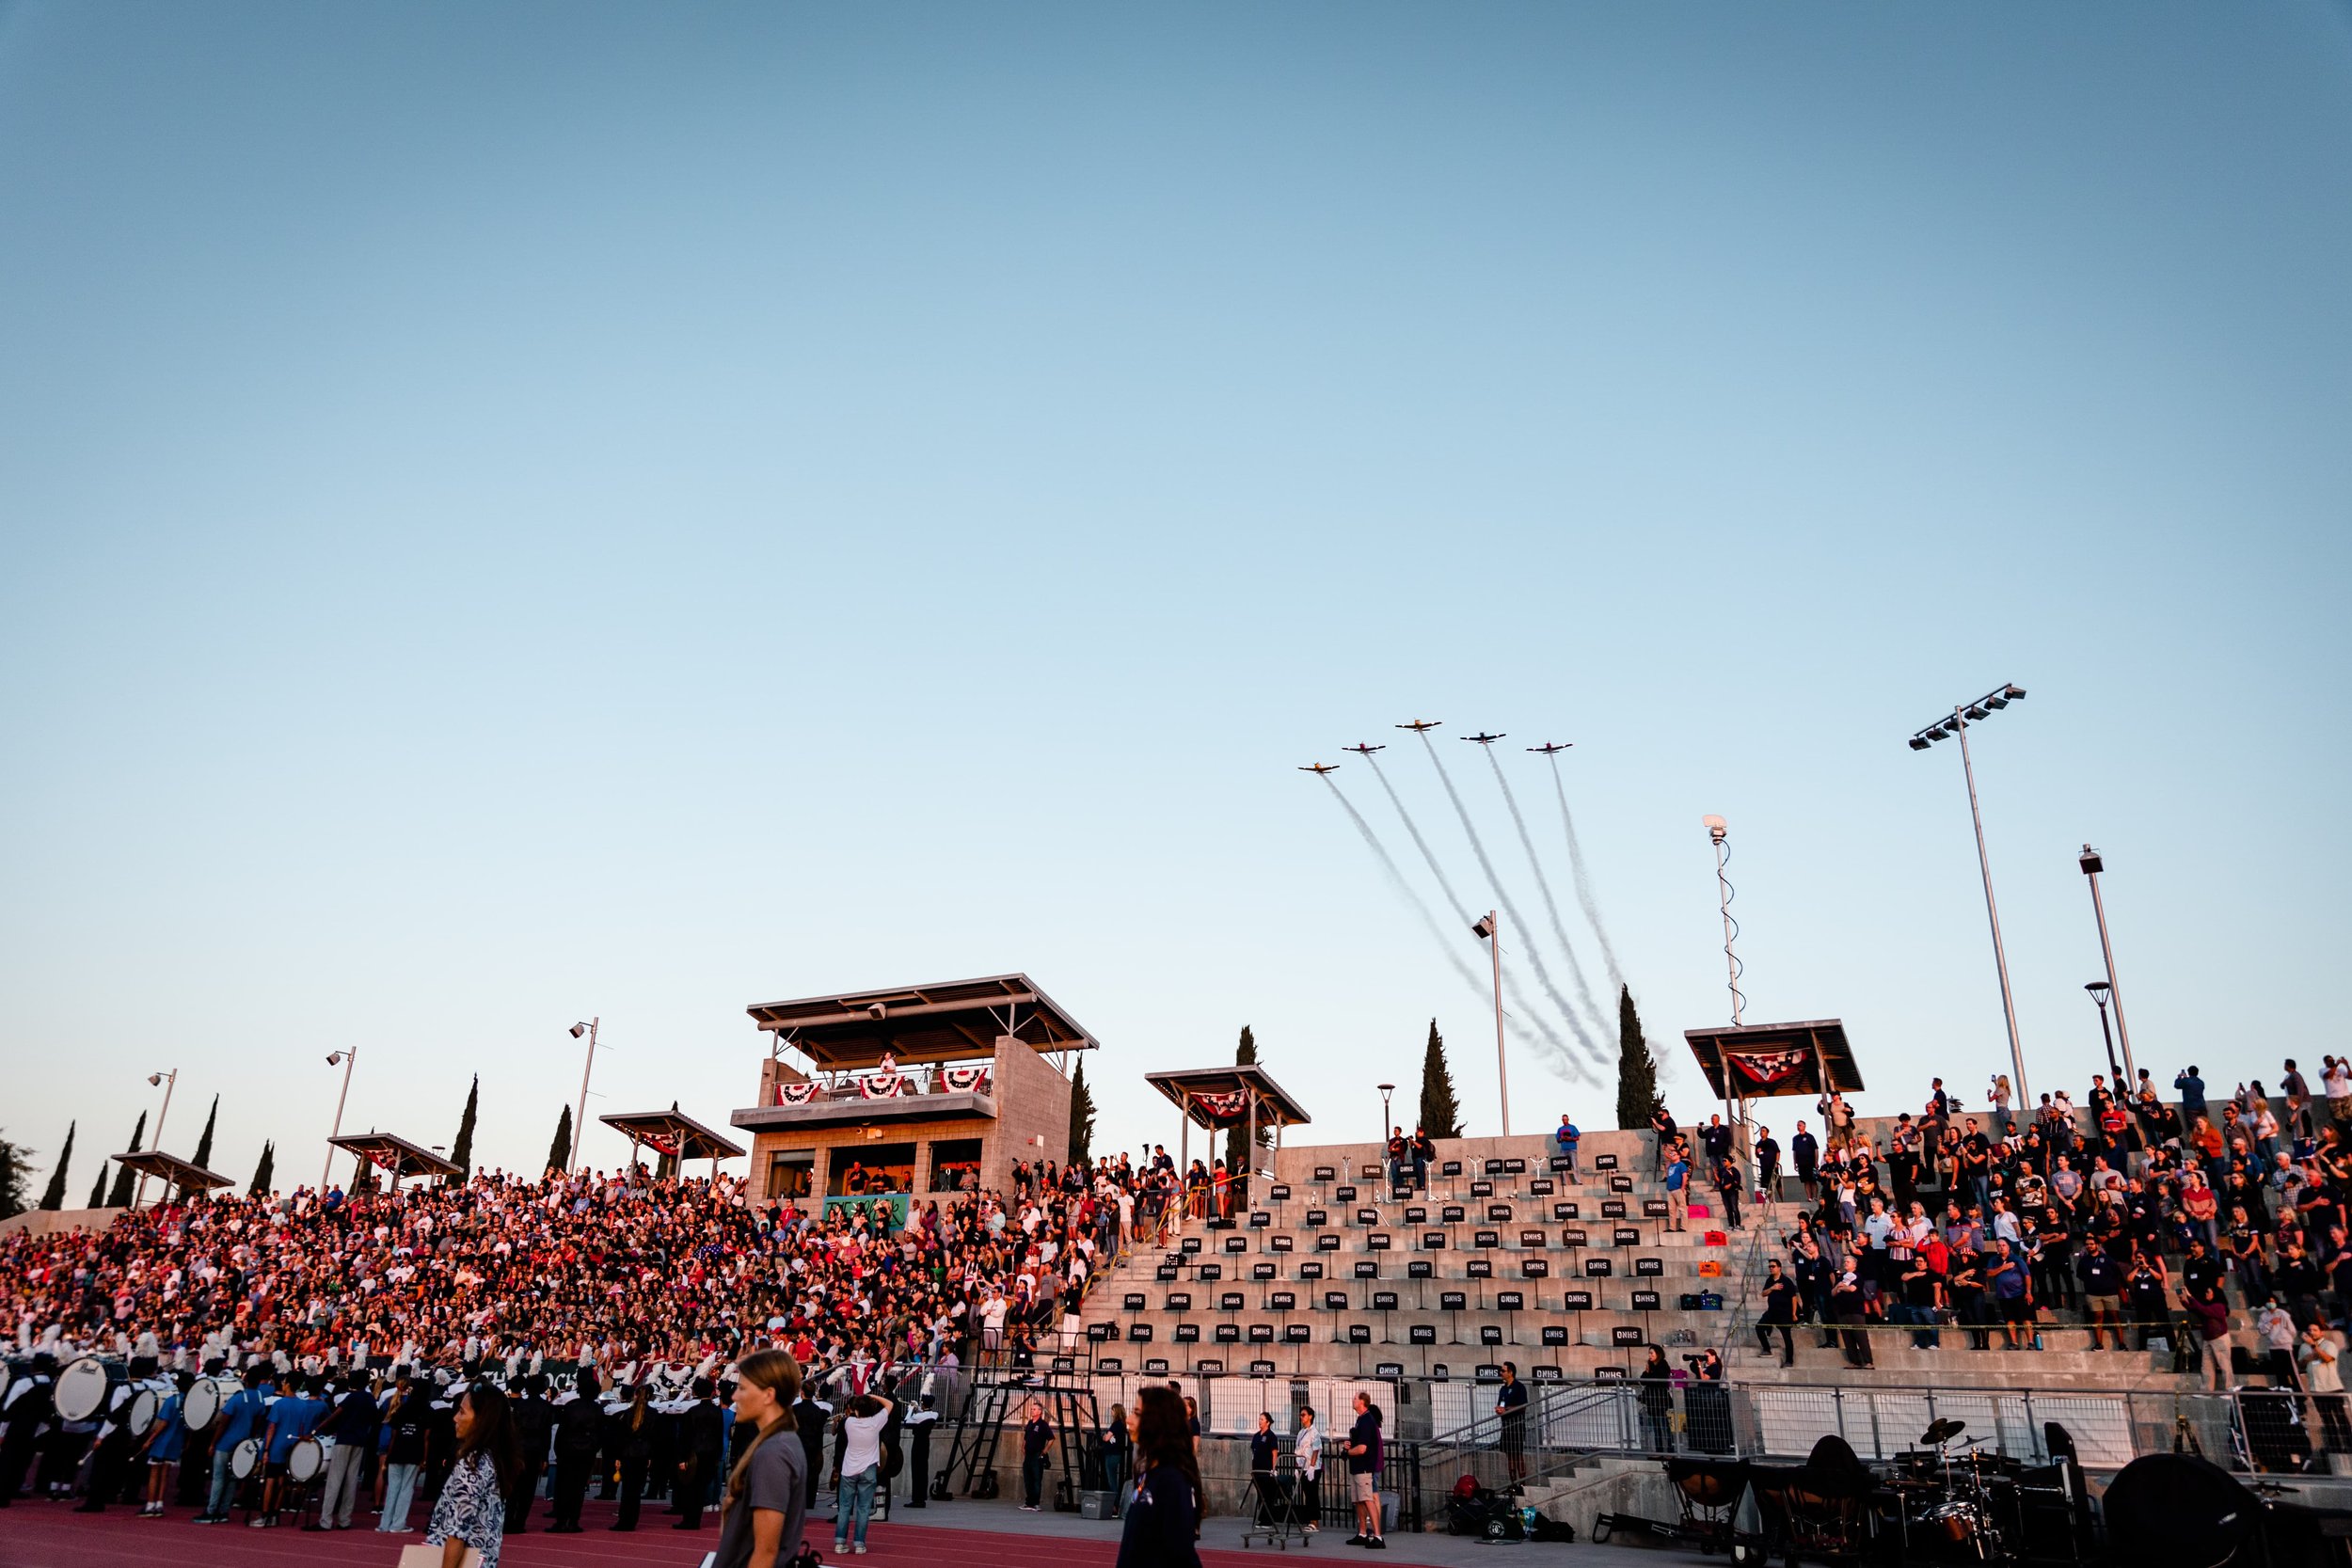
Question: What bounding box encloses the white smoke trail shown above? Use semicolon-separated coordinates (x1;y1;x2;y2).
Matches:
1416;734;1610;1066
1544;755;1623;991
1323;778;1597;1085
1482;746;1610;1032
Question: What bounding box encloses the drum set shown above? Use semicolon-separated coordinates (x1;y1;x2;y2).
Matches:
1881;1418;2090;1567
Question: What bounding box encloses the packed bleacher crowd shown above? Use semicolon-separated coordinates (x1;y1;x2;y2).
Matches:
1656;1058;2352;1405
0;1150;1206;1551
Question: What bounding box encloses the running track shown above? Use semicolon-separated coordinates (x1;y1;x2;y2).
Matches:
0;1497;1281;1568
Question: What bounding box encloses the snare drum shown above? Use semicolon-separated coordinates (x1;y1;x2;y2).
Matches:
287;1437;325;1483
53;1355;126;1423
230;1437;263;1480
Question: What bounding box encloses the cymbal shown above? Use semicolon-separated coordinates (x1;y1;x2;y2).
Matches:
1918;1418;1967;1446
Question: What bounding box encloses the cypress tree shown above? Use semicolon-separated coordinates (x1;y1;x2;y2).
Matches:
190;1095;219;1172
88;1164;108;1209
1067;1059;1097;1165
1417;1020;1464;1138
0;1135;28;1220
104;1111;147;1208
450;1076;480;1178
1224;1025;1265;1174
248;1141;276;1197
38;1120;73;1211
1615;984;1662;1130
545;1105;573;1177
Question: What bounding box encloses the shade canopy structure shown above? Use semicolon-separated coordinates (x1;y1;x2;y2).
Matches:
600;1107;745;1167
327;1132;463;1182
748;974;1097;1068
108;1149;233;1204
1144;1066;1312;1132
1683;1019;1865;1101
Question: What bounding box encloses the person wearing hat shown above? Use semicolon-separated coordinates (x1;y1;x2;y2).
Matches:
0;1352;56;1508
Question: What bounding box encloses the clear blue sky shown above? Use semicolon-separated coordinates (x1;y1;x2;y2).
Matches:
4;3;2347;1192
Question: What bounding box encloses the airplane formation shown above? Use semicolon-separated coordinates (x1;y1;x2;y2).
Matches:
1302;722;1575;774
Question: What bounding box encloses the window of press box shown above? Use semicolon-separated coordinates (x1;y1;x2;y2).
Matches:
930;1139;983;1193
830;1144;915;1196
765;1150;815;1201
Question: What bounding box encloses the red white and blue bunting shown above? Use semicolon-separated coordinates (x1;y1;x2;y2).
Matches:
1193;1089;1249;1122
859;1071;916;1100
1725;1048;1809;1092
941;1066;992;1094
774;1082;818;1106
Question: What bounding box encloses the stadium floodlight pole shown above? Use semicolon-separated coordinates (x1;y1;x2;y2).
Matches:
1471;912;1509;1134
2078;845;2137;1085
1908;684;2030;1108
570;1018;601;1175
1377;1083;1396;1156
135;1069;177;1210
323;1047;358;1192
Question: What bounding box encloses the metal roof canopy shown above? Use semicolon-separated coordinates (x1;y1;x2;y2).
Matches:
1683;1019;1865;1101
1143;1066;1312;1131
599;1108;745;1163
327;1132;463;1180
108;1150;234;1196
748;974;1098;1068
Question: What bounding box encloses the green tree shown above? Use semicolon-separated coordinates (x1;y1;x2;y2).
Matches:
450;1076;480;1178
1417;1020;1464;1138
1067;1058;1097;1166
248;1140;276;1197
1615;984;1662;1130
190;1095;219;1173
104;1111;147;1208
0;1133;31;1220
545;1105;573;1177
87;1163;108;1209
1224;1025;1267;1174
38;1120;74;1211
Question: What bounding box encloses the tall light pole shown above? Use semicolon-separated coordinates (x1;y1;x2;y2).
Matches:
135;1069;177;1210
323;1047;358;1192
570;1019;602;1175
2078;845;2137;1085
1471;912;1509;1135
1376;1083;1396;1153
1909;684;2031;1108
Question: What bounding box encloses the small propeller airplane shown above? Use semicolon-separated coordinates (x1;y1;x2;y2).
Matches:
1461;732;1506;745
1395;719;1441;733
1297;762;1341;776
1343;743;1386;756
1527;741;1572;755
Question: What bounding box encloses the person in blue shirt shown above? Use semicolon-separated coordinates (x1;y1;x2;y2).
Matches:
199;1366;277;1523
258;1373;326;1526
1554;1116;1581;1175
1663;1150;1690;1233
139;1372;190;1516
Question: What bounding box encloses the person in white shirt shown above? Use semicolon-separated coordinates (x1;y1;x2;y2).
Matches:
1292;1406;1321;1533
831;1391;894;1557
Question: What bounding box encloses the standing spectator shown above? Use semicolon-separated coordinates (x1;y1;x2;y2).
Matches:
503;1376;548;1535
1650;1104;1678;1174
1553;1116;1581;1175
2328;1057;2352;1127
711;1350;809;1568
2076;1238;2125;1352
1663;1148;1690;1233
2301;1325;2352;1450
1101;1402;1132;1510
1494;1363;1529;1486
2257;1301;2300;1386
1756;1259;1798;1367
2175;1066;2209;1127
1754;1126;1782;1207
1248;1413;1280;1525
1343;1391;1385;1551
832;1390;893;1552
424;1384;518;1568
2282;1059;2312;1139
790;1386;827;1514
1409;1128;1436;1192
314;1370;379;1532
1791;1121;1820;1201
1019;1399;1053;1513
377;1374;428;1533
1713;1155;1743;1231
675;1378;725;1531
1115;1386;1202;1568
1384;1129;1411;1191
1291;1407;1320;1535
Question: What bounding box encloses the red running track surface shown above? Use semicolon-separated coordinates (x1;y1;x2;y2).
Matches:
0;1498;1275;1568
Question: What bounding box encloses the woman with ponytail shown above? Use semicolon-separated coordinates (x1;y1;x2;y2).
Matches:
711;1350;808;1568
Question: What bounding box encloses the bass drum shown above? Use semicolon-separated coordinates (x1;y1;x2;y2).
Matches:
53;1355;125;1423
183;1375;231;1432
230;1437;263;1480
287;1437;326;1483
126;1386;160;1433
